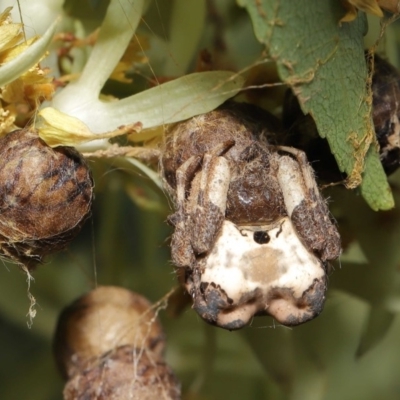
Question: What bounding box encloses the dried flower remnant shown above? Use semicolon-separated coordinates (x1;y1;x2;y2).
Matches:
0;129;93;269
162;102;341;330
0;7;55;134
340;0;384;23
54;286;181;400
341;0;400;19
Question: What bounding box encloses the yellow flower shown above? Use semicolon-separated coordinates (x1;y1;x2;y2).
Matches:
0;7;55;135
110;36;149;83
340;0;383;23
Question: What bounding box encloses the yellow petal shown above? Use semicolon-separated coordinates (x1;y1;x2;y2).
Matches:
0;7;12;23
340;1;359;22
348;0;384;17
110;35;149;83
110;61;133;83
377;0;399;13
37;107;142;147
0;19;57;87
0;8;23;54
0;36;38;63
0;106;15;135
0;24;23;53
1;79;24;103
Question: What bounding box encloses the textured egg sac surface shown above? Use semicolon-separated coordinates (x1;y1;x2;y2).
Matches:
371;54;400;175
54;287;181;400
0;129;93;269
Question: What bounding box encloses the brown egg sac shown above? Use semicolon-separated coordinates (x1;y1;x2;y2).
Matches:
0;129;93;269
63;345;181;400
53;286;166;380
53;286;181;400
371;54;400;175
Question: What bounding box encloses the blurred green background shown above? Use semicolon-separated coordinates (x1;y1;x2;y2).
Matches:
2;0;400;399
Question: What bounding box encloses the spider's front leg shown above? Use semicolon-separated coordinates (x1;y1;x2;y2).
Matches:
274;146;341;262
189;151;231;255
168;155;201;268
169;141;233;268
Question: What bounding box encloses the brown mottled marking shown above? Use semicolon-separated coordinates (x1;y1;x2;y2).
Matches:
0;129;93;269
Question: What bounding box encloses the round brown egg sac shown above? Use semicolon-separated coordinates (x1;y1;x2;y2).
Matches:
63;345;181;400
0;129;93;269
53;286;166;380
371;54;400;175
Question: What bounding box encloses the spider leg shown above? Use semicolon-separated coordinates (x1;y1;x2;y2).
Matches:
274;146;341;262
170;141;234;266
189;153;231;255
188;140;234;255
169;155;201;268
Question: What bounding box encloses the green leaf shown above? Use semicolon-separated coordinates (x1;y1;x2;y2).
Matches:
63;0;110;21
239;0;394;210
53;71;245;134
356;306;395;358
52;0;244;134
106;71;245;129
329;186;400;308
71;0;146;99
360;147;394;210
241;321;295;392
163;0;206;75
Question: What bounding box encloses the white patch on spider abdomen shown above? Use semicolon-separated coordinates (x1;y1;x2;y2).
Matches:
193;217;326;328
